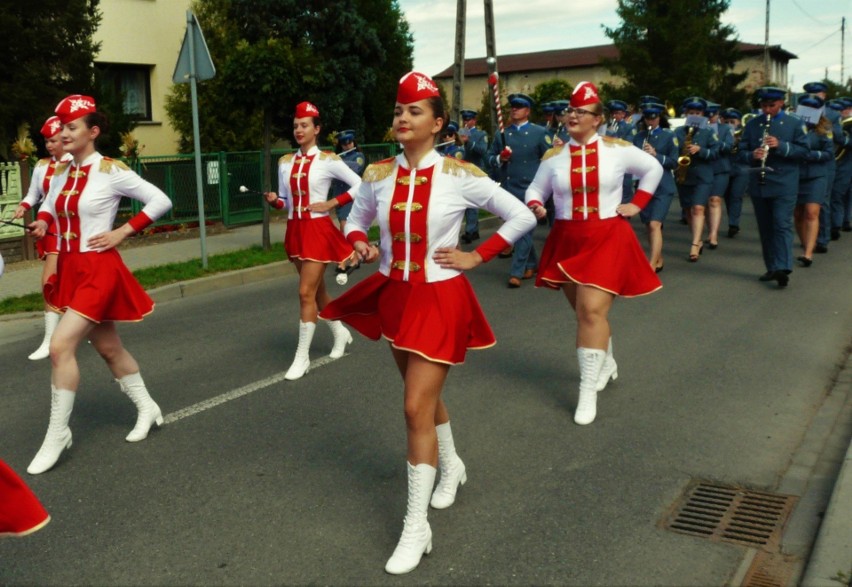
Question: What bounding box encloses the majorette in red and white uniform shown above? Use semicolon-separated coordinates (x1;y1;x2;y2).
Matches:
321;120;536;362
0;459;50;537
270;102;362;263
19;116;72;258
526;85;664;297
36;97;172;322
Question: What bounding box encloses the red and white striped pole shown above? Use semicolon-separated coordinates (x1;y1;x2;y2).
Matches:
486;57;505;145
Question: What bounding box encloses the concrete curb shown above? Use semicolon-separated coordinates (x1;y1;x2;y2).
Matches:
147;261;295;304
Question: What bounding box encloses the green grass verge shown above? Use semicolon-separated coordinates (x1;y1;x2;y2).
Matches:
0;243;288;316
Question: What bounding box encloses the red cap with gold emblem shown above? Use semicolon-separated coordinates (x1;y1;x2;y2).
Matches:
570;81;600;109
397;71;440;105
40;116;63;138
55;95;97;125
295;101;320;119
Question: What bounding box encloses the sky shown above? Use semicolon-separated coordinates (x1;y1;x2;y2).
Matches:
396;0;851;90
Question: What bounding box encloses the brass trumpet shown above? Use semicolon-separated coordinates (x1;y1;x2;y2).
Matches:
834;116;852;161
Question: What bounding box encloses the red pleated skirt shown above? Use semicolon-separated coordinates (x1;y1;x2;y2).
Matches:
0;460;50;537
36;233;58;258
284;216;352;264
536;217;662;297
45;249;154;323
320;272;495;365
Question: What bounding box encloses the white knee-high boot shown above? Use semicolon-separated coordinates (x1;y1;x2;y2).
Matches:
596;337;618;392
385;462;436;575
28;387;75;475
430;422;467;509
575;348;606;425
118;372;163;442
28;311;60;361
326;320;353;359
285;321;315;380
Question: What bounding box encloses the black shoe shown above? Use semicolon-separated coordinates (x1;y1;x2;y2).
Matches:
814;244;828;254
758;271;775;281
843;224;852;232
727;226;740;238
830;228;841;241
774;271;789;287
707;241;718;250
797;256;813;267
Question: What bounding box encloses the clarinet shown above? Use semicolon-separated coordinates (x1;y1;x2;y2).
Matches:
759;114;771;185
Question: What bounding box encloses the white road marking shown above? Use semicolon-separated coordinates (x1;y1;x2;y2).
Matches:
163;354;344;424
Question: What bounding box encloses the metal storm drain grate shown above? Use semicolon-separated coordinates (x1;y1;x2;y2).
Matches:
741;551;798;587
661;480;797;551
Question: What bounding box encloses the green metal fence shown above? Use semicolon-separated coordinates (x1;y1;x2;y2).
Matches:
118;143;399;228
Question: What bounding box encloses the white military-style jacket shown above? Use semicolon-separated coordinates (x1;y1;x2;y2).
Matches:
274;145;362;220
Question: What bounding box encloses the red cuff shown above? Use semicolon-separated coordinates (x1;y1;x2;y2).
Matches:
127;212;154;233
631;189;653;210
346;230;369;247
527;200;543;209
36;211;53;224
271;198;285;210
335;192;353;207
475;233;510;263
20;202;32;211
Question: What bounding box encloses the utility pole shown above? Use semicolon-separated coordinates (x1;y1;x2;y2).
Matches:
763;0;770;84
484;0;498;136
842;17;846;87
452;0;466;123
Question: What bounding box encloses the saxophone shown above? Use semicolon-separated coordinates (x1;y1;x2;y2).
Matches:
675;126;695;184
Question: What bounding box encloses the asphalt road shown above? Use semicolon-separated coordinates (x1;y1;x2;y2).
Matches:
1;206;850;586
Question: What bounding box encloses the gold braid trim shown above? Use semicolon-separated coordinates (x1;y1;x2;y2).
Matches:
441;156;487;178
542;145;566;161
100;157;130;173
362;159;396;183
54;162;69;175
319;151;341;161
36;157;51;168
601;136;633;148
278;153;295;165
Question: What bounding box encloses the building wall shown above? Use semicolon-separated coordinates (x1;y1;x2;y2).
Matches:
96;0;190;155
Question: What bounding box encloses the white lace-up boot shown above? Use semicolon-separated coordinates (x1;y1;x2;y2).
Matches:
326;320;353;359
118;372;163;442
575;348;606;425
385;462;436;575
430;422;467;509
28;387;75;475
285;321;315;380
28;311;60;361
596;337;618;392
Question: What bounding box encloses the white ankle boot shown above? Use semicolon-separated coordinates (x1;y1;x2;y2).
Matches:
596;337;618;392
28;387;75;475
575;348;606;425
385;462;436;575
326;320;352;359
430;422;467;509
28;311;60;361
118;372;163;442
285;321;316;380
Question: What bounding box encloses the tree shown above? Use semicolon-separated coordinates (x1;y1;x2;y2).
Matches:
531;79;574;120
164;0;414;153
602;0;748;111
0;1;102;159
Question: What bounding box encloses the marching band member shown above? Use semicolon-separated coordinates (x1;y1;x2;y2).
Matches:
26;95;173;474
13;116;71;360
437;120;464;159
632;102;679;272
330;129;366;233
264;101;363;380
605;99;635;202
526;81;663;425
825;97;852;248
721;108;749;238
793;94;833;266
674;97;720;262
487;93;551;288
459;109;489;243
320;72;535;574
803;82;840;253
704;101;734;248
737;86;808;287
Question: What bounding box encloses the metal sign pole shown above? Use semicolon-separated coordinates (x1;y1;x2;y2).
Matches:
187;11;208;269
